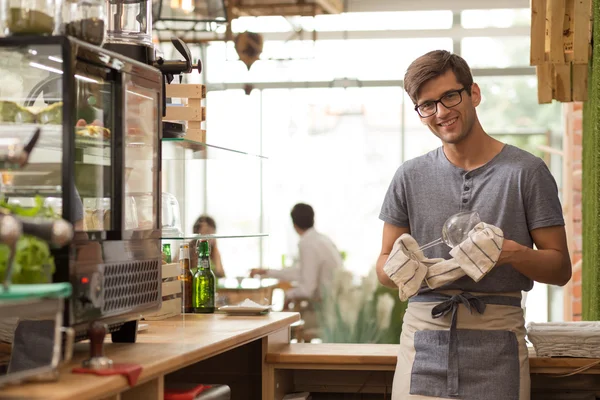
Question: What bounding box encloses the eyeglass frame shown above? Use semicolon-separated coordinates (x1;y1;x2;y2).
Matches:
413;86;470;118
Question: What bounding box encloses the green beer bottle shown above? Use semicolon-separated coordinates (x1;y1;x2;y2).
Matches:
162;243;171;263
193;240;215;313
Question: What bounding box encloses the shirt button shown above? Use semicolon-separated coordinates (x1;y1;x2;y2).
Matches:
462;198;468;203
464;186;470;191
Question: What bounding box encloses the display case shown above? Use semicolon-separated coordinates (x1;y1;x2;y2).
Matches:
0;35;163;342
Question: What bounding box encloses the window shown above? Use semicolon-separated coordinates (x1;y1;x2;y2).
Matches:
402;92;444;161
475;76;563;134
461;37;530;68
262;87;403;276
231;11;453;33
461;9;530;29
297;11;453;32
206;38;453;83
205;89;261;154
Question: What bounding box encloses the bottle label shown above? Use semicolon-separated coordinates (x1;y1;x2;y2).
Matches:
200;258;210;270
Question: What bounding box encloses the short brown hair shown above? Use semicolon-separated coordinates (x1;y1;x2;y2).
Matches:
404;50;473;104
290;203;314;230
193;215;216;234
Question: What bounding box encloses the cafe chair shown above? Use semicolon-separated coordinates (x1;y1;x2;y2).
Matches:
284;298;320;343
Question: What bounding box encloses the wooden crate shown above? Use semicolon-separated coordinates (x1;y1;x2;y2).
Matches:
165;84;206;143
530;0;592;103
231;0;343;16
142;263;182;321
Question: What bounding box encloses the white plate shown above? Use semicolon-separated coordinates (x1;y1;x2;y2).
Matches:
218;305;272;315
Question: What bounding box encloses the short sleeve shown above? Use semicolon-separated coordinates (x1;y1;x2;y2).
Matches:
524;162;565;231
379;166;410;227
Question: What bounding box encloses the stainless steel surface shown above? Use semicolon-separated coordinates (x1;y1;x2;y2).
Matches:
0;38;163;343
70;240;162;326
0;297;69;387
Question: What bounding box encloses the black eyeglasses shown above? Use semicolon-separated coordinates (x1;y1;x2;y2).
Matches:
414;87;468;118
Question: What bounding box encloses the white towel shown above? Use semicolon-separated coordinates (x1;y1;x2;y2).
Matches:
424;258;465;289
449;222;504;282
384;223;505;298
383;234;428;301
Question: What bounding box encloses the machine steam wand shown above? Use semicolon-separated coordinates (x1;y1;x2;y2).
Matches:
154;37;202;116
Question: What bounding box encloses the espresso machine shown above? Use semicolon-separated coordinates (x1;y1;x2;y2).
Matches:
0;0;201;345
103;0;202;112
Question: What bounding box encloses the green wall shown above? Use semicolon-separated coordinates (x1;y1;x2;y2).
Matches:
582;0;600;320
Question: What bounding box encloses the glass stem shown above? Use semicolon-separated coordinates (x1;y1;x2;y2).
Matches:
417;237;444;252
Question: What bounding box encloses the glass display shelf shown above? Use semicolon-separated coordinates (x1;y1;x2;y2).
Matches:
161;138;267;161
161;233;268;240
0;124;153;161
0;123;110;149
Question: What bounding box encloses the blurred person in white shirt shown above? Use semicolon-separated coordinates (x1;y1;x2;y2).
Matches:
251;203;343;301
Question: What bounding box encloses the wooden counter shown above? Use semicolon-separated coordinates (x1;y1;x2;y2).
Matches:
265;343;600;398
5;316;600;400
0;312;300;400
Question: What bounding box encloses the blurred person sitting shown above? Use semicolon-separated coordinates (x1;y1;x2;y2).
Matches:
190;215;225;278
251;203;343;303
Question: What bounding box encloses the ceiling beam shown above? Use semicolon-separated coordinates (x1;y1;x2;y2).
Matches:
205;67;535;91
157;26;530;43
346;0;530;12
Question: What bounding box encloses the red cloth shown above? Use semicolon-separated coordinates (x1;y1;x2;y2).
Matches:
72;363;143;386
164;384;213;400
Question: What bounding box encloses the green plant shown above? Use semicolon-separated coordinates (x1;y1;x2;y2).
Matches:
316;268;407;344
0;196;56;284
582;0;600;320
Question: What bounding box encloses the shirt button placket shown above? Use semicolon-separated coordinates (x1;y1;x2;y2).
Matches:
461;173;472;210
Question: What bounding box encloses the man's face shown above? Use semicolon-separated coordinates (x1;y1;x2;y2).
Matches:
415;70;480;145
198;222;216;248
198;222;215;236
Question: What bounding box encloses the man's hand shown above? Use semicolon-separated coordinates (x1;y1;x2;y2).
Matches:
497;239;526;266
250;268;267;277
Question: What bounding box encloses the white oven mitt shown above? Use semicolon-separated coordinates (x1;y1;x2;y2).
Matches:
449;222;504;282
383;234;442;301
382;234;469;293
384;223;504;299
424;258;466;289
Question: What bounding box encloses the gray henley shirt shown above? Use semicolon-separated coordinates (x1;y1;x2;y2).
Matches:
379;144;565;293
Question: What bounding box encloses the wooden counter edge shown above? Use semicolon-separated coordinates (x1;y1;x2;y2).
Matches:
0;312;300;400
266;343;600;375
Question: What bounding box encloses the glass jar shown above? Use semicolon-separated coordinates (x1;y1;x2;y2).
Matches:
61;0;105;46
105;0;152;47
5;0;56;35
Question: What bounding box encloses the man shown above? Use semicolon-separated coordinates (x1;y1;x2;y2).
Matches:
251;203;343;301
377;50;571;400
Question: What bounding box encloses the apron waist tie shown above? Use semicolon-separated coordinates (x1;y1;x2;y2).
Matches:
409;292;522;397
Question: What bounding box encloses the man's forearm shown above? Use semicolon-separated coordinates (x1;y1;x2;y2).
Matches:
266;265;300;282
376;254;397;288
506;246;571;286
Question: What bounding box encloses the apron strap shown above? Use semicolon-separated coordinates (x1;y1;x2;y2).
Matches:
409;292;522;397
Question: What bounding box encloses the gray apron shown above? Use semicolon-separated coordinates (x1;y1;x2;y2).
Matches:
392;290;530;400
